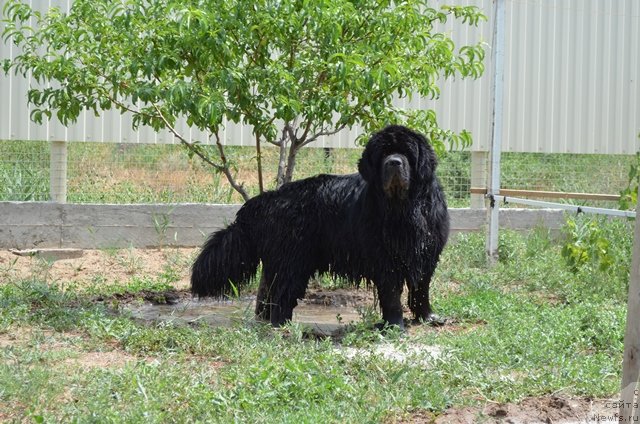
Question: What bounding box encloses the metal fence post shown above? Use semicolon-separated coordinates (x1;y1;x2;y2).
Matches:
50;140;68;203
486;0;506;263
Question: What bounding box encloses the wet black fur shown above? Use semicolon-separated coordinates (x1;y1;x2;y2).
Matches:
191;125;449;328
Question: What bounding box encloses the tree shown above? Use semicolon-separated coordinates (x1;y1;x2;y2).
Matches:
2;0;485;201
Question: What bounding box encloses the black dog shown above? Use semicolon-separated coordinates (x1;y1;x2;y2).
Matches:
191;125;449;329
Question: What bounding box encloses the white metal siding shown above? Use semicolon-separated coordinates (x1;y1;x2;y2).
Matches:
0;0;638;153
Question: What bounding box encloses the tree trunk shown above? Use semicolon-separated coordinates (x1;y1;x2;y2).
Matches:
284;142;299;184
255;133;264;194
276;134;289;188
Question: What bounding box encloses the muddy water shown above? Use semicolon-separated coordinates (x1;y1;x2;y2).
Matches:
125;297;364;336
125;293;446;365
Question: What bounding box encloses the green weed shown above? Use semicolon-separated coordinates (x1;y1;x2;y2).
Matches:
618;147;639;210
115;247;143;275
562;216;613;272
0;162;49;201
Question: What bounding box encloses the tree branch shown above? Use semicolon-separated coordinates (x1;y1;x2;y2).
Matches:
150;102;250;201
98;88;148;118
150;103;221;169
300;123;349;148
284;122;297;145
298;83;403;149
258;116;280;146
213;132;250;201
299;120;313;144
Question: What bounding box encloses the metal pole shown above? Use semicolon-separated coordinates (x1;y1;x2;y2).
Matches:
620;190;640;421
50;140;68;203
497;195;636;219
486;0;506;263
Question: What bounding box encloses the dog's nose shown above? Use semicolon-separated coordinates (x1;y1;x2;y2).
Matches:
386;157;403;167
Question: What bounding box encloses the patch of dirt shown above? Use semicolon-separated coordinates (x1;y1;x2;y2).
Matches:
64;350;139;369
0;325;144;371
0;331;29;348
403;321;484;339
0;248;197;291
0;327;85;350
402;396;623;424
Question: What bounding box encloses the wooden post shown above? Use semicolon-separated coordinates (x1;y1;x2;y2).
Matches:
620;189;640;421
50;140;67;203
470;151;488;209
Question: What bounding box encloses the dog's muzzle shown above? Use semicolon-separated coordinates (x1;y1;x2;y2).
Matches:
382;154;410;199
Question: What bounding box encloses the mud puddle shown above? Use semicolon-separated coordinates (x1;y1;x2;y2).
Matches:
125;295;365;337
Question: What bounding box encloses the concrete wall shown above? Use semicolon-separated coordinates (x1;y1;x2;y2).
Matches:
0;202;565;249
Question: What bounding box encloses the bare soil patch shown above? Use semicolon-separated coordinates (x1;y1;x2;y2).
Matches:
0;248;197;290
0;330;30;348
63;350;139;369
401;396;622;424
0;327;84;349
0;326;138;370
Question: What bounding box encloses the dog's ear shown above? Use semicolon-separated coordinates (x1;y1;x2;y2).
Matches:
416;135;437;182
358;143;376;183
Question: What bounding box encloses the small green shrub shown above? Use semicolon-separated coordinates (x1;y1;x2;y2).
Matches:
619;151;639;211
561;216;613;273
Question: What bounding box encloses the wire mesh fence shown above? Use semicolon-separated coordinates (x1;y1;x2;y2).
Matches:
499;152;636;209
0;140;636;208
501;153;634;195
0;140;50;201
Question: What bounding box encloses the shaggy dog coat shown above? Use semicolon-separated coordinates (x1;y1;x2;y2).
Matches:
191;125;449;328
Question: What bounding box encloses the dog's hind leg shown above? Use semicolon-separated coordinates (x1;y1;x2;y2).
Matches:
375;282;405;330
268;269;313;327
408;272;445;326
255;272;274;323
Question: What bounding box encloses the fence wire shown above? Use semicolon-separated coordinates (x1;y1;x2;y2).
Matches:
0;140;635;208
500;152;636;209
0;140;49;201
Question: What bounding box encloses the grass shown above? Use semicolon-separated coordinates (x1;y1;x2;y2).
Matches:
0;219;632;422
0;140;635;207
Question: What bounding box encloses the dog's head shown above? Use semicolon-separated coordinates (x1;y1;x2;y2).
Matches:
358;125;438;200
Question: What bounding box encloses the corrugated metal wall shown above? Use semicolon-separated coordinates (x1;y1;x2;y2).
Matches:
0;0;638;153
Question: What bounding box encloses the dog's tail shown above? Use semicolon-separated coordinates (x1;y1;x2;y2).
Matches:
191;223;259;298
